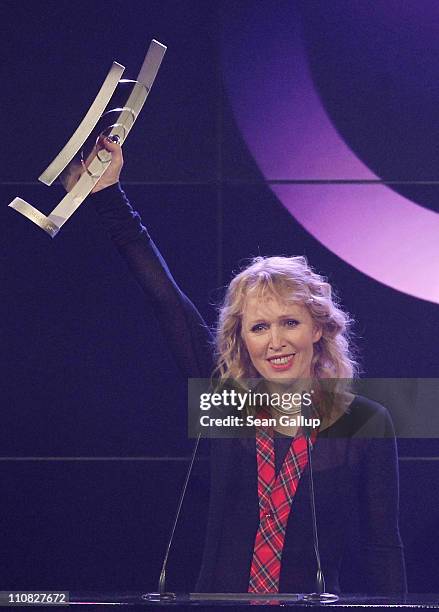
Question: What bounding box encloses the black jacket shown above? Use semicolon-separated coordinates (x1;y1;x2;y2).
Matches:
93;184;407;594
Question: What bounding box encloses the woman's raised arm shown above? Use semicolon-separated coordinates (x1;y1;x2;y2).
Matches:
86;139;214;380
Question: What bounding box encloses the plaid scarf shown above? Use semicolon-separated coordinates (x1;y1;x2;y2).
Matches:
248;422;317;593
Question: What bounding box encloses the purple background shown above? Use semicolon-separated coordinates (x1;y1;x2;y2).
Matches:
1;0;438;595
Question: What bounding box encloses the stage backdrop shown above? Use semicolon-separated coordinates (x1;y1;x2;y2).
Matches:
1;0;438;593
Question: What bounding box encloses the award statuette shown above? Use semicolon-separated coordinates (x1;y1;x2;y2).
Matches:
9;39;166;238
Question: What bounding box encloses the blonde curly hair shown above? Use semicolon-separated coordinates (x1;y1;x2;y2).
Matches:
214;256;357;382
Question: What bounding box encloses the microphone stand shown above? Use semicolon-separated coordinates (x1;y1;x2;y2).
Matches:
144;433;201;602
301;400;339;603
145;397;339;604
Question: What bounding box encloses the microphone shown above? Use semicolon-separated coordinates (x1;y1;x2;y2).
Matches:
301;396;339;604
144;433;202;602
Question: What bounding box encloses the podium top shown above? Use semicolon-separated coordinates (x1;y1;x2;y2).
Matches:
68;592;434;607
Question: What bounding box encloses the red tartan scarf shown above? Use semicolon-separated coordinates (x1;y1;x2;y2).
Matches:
248;422;317;593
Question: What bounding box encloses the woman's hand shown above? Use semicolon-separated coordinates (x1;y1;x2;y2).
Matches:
60;136;124;193
91;136;124;193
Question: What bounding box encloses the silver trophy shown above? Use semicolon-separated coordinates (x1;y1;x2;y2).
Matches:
9;39;166;238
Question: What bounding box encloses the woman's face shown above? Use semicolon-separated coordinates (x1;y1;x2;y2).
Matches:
241;294;322;381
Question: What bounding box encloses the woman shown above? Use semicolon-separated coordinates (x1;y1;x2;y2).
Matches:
81;138;406;594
